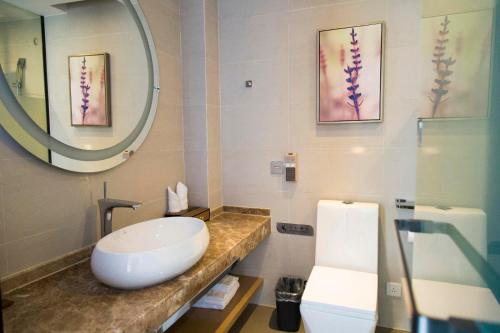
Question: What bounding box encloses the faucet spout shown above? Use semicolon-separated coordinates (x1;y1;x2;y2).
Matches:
99;198;142;238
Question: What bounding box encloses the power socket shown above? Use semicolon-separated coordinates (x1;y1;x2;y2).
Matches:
386;282;402;298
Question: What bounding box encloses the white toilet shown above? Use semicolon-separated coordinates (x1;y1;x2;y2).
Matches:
300;200;379;333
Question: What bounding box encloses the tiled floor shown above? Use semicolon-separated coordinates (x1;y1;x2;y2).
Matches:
229;305;408;333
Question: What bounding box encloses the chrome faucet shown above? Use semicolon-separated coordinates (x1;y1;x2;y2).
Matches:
98;182;142;238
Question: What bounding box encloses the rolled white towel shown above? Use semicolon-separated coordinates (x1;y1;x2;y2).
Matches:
177;182;189;210
167;186;181;213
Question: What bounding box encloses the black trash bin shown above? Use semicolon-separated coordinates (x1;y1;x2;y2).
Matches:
275;276;305;332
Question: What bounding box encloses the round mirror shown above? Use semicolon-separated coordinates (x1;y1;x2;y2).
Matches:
0;0;159;172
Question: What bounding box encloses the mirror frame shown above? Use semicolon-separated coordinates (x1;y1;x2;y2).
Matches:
0;0;160;172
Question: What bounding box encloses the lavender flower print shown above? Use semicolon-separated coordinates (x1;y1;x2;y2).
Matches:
344;27;364;120
80;57;91;124
429;16;455;117
70;53;110;126
318;23;383;122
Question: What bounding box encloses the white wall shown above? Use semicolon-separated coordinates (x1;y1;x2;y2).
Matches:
219;0;420;330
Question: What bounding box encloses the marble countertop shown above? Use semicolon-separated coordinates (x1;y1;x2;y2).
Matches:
3;212;271;333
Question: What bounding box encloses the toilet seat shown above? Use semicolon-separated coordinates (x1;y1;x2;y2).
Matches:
301;266;378;321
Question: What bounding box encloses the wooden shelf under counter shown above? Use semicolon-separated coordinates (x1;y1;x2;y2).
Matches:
167;275;263;333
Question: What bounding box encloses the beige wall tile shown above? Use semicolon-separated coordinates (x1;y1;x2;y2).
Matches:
181;0;205;58
0;244;6;277
0;129;27;161
208;149;222;185
183;55;207;107
222;150;287;194
187;190;209;208
289;0;343;10
385;0;421;48
0;184;5;244
221;105;288;152
219;0;289;19
205;0;218;20
206;60;220;107
207;104;221;151
184;105;208;151
184;150;209;207
91;150;185;206
220;13;288;64
142;105;185;153
140;0;180;16
3;176;90;242
157;51;183;107
140;0;181;57
205;17;219;63
208;188;223;209
289;103;385;149
4;221;95;275
221;61;289;107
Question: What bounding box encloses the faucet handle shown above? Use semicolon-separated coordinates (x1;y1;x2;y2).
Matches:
103;181;107;199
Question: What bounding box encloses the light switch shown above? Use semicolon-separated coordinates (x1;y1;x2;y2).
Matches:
270;161;284;174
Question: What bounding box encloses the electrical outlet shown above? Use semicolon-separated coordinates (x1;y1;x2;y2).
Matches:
386;282;402;298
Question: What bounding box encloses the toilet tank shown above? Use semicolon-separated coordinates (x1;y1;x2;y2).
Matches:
316;200;379;274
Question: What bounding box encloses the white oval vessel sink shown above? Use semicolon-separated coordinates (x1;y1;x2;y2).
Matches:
91;217;209;289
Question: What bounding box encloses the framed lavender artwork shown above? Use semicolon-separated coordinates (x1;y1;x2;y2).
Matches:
420;11;492;119
317;23;384;123
69;53;111;126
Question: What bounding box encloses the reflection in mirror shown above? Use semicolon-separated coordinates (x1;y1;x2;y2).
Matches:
0;0;158;173
0;1;49;162
45;0;147;170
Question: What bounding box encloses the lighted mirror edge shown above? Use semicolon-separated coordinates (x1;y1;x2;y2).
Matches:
0;0;160;166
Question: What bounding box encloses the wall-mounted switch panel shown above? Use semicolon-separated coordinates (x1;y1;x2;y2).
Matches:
270;161;284;174
277;222;314;236
285;153;297;181
386;282;402;298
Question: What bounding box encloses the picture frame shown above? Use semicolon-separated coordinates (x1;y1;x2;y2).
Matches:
68;53;111;127
317;23;384;124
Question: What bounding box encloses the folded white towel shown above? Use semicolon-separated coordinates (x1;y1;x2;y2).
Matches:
167;186;181;213
193;277;240;310
176;182;188;210
211;275;239;293
203;282;239;304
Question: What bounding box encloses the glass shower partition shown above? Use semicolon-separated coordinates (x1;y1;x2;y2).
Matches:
395;0;500;332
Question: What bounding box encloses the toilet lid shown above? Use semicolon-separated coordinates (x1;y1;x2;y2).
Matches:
301;266;378;320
